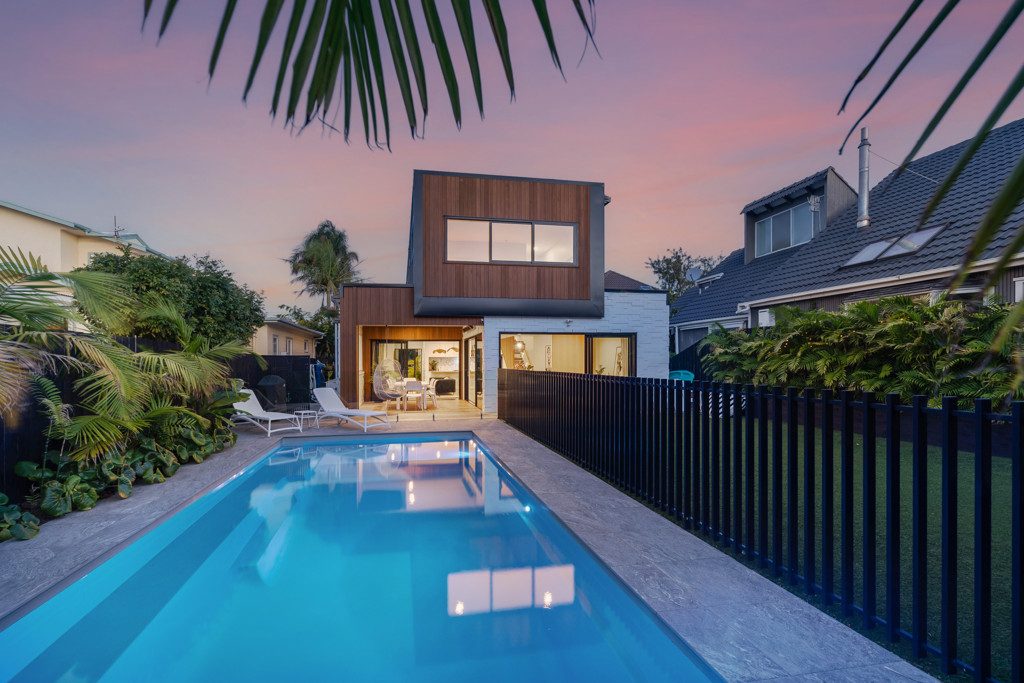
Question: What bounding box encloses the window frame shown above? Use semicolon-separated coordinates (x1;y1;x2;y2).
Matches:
498;331;636;376
753;200;816;258
444;216;578;267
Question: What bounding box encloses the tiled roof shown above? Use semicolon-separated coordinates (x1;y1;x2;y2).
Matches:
741;168;833;214
753;116;1024;303
673;116;1024;323
604;270;659;291
669;245;808;324
264;317;325;337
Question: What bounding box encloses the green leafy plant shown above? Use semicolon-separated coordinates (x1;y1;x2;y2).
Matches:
702;296;1024;408
645;249;725;304
15;462;101;519
0;493;41;542
78;249;264;347
840;2;1024;346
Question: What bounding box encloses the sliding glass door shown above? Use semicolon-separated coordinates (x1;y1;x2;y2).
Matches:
463;334;483;407
369;340;423;400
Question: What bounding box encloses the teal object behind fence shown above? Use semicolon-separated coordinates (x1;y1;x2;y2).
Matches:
669;370;694;382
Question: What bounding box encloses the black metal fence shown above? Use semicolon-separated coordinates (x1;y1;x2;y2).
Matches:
498;369;1024;682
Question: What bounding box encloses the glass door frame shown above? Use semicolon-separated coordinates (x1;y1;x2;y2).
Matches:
463;333;484;406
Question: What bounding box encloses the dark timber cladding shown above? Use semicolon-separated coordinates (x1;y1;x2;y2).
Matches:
337;285;480;405
410;170;605;317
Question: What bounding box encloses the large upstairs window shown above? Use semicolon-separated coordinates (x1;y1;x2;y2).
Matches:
445;218;576;265
754;201;815;257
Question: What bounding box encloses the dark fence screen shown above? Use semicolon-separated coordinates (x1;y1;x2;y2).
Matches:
1;336;313;502
498;369;1024;682
669;342;707;381
229;355;313;409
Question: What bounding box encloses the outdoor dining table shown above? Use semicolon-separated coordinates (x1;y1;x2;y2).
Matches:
395;378;429;411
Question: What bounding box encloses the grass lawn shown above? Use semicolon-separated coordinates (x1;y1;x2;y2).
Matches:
678;418;1014;682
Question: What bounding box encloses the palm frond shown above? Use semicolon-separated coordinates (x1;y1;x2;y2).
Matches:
146;0;598;146
841;2;1024;349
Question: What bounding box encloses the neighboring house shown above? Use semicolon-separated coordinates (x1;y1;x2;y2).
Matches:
671;117;1024;351
250;317;323;357
338;170;669;412
0;199;166;269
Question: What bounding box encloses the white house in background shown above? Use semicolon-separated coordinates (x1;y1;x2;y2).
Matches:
250;317;323;358
0;199;166;269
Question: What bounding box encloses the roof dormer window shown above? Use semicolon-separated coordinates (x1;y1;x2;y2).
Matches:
754;201;814;257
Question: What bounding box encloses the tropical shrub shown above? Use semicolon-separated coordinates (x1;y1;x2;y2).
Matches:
79;249;264;346
5;247;257;533
0;493;40;542
0;245;132;420
702;296;1024;408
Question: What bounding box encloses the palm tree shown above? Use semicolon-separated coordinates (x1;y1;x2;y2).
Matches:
0;246;132;419
288;220;361;305
144;0;597;148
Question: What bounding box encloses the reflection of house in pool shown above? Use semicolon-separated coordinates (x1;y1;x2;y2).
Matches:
240;439;590;664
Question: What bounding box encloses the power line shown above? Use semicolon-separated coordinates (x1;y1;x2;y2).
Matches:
869;149;940;185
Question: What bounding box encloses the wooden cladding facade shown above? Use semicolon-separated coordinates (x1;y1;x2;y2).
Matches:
421;173;591;300
337;285;480;405
410;171;606;317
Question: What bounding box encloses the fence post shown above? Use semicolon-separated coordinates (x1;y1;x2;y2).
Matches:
787;387;799;585
973;398;992;681
1011;401;1024;682
722;384;732;545
884;393;901;642
733;384;743;550
758;387;769;568
862;390;877;630
745;384;755;558
701;381;711;533
712;383;722;539
821;388;835;605
683;381;693;528
772;387;784;576
911;395;928;658
940;395;959;673
803;387;815;595
840;389;855;616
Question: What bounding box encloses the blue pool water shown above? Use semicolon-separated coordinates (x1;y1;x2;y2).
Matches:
0;434;719;682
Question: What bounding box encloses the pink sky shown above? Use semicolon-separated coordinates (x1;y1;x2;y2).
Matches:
1;1;1022;309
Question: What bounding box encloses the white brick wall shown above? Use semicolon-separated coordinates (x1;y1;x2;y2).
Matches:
481;291;669;412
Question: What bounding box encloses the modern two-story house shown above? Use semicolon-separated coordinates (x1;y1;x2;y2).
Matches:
337;170;669;413
671;117;1024;352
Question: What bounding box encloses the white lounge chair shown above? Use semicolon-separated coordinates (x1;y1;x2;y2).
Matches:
313;387;392;432
232;390;303;437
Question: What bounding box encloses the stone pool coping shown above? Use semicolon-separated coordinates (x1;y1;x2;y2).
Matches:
0;419;934;682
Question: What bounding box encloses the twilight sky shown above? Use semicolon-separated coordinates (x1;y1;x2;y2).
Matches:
1;1;1022;310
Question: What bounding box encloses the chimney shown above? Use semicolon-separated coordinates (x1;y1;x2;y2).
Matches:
857;127;870;229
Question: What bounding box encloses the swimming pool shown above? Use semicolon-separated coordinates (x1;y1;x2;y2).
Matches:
0;434;719;682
